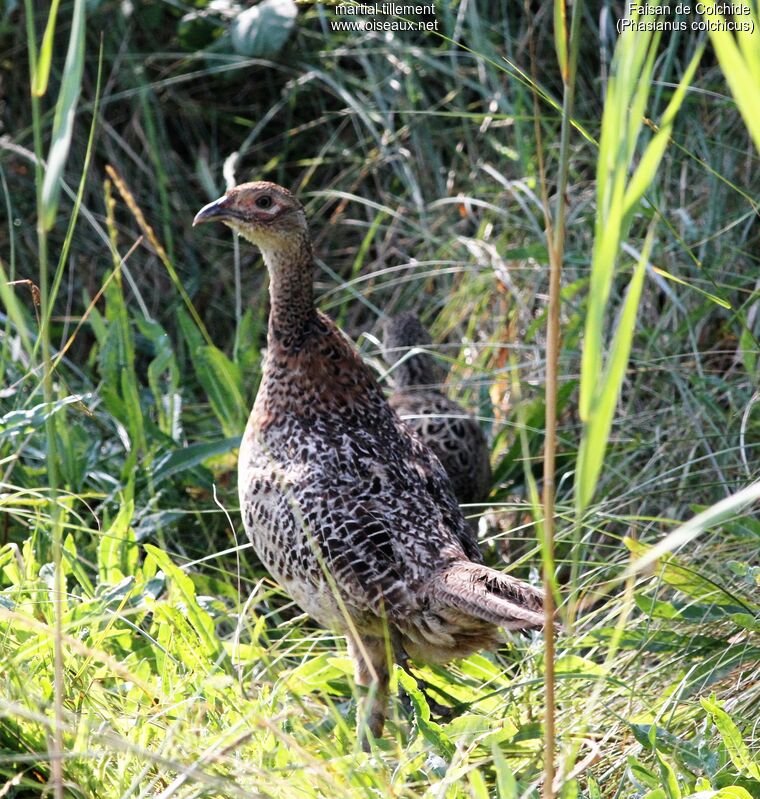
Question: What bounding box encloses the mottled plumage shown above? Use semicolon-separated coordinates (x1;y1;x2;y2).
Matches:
194;182;543;746
383;312;492;508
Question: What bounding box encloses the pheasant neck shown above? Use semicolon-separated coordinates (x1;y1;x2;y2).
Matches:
394;353;445;390
260;231;316;349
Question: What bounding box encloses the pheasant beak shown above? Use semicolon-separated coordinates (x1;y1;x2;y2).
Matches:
193;195;243;226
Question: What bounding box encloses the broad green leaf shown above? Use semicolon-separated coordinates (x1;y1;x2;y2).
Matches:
700;696;760;780
683;788;755;798
0;396;86;444
634;594;740;624
177;306;205;356
62;534;94;598
739;326;757;377
98;499;137;586
233;306;264;383
656;751;682;799
121;365;146;457
87;300;107;344
468;767;489;799
284;652;349;696
191;345;248;438
443;713;516;746
492;742;518;798
144;544;223;660
724;517;760;540
628;724;707;774
0;259;35;358
0;544;23;587
397;667;454;758
587;777;602;799
97;259;145;459
583;628;725;653
230;0;297;58
730;613;760;633
555;655;606;676
151;437;240;487
136;318;181;439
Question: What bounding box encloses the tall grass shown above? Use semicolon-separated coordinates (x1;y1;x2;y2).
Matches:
1;1;758;797
536;0;584;792
20;0;88;795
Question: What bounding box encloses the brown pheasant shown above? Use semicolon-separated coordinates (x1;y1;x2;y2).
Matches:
383;312;492;512
194;182;544;746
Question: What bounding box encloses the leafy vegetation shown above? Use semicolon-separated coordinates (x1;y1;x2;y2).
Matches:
1;0;758;797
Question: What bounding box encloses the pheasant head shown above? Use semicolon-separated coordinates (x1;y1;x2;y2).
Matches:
193;181;310;257
194;180;315;345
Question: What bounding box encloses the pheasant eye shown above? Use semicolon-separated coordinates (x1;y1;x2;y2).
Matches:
255;195;273;209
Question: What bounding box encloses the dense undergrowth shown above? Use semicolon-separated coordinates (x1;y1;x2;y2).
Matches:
1;0;759;797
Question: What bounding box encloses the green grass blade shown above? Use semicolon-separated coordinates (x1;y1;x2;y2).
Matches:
31;0;61;97
40;0;86;231
624;479;760;576
492;741;518;798
553;0;568;80
576;23;700;512
576;230;650;511
702;2;760;154
622;45;704;219
650;264;731;309
0;259;35;358
579;10;660;423
44;41;103;346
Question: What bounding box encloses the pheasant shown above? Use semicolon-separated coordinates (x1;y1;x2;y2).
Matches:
383;312;492;513
193;182;544;746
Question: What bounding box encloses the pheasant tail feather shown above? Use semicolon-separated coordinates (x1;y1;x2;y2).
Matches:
430;560;545;631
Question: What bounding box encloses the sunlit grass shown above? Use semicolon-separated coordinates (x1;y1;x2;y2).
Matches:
1;1;759;797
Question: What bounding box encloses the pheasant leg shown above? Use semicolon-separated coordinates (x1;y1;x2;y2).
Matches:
348;635;390;751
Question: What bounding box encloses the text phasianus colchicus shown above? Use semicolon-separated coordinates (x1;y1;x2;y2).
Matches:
194;182;544;747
